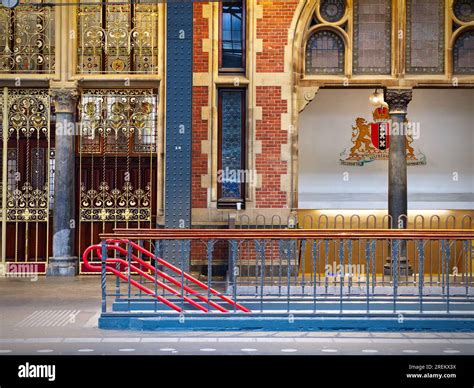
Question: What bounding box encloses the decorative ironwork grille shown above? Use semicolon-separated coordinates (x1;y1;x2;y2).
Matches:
0;88;53;271
78;89;158;273
4;90;51;222
77;0;159;74
79;89;156;222
0;1;55;73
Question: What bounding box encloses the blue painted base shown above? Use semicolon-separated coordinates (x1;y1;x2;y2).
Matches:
111;298;474;313
99;313;474;332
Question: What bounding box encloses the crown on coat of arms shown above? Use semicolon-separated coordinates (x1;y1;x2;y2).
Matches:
372;106;389;122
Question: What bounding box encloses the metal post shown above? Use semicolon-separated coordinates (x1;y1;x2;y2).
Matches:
154;241;160;313
256;240;265;312
206;240;215;312
312;240;318;312
287;241;291;313
372;240;376;292
127;243;132;310
261;241;265;312
365;240;371;313
417;240;424;313
444;240;451;313
392;240;400;313
138;240;143;297
115;261;120;299
301;239;306;294
339;239;344;313
229;240;238;313
324;239;329;294
463;240;469;296
182;240;188;312
347;240;352;293
1;87;8;267
101;240;107;313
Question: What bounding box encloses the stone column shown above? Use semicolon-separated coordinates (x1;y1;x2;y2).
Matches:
47;88;79;276
385;88;412;228
384;88;413;276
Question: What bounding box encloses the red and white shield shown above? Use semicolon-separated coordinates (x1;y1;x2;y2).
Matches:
371;122;390;151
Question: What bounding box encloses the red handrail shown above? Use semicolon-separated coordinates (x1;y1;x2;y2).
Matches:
94;243;227;313
105;239;250;313
83;244;183;312
82;239;251;313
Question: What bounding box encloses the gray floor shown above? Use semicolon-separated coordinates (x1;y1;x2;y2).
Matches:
1;277;473;355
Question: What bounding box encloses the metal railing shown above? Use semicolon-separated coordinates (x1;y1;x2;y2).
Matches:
87;228;474;319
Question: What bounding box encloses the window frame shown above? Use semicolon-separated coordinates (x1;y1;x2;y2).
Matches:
217;88;247;209
219;0;246;74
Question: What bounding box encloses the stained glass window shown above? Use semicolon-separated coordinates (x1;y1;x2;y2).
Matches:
406;0;445;74
218;89;246;206
306;30;345;75
454;0;474;22
320;0;346;23
221;0;245;71
454;30;474;74
353;0;391;75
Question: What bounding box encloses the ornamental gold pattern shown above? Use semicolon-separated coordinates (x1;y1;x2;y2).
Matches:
8;92;49;137
77;1;159;74
79;89;157;153
80;181;151;222
2;89;51;222
6;182;49;222
0;3;55;73
79;89;156;223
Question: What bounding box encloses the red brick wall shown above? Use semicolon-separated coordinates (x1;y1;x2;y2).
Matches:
192;86;209;209
193;2;209;73
255;86;288;208
192;3;210;208
256;0;299;73
254;1;298;208
191;1;300;210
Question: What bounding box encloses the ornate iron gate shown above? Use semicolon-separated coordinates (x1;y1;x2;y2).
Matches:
0;88;53;274
78;89;158;274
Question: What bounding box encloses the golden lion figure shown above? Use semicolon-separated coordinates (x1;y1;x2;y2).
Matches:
406;134;415;159
350;118;376;158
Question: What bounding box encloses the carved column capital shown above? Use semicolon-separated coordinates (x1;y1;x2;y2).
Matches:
50;88;79;114
384;88;413;114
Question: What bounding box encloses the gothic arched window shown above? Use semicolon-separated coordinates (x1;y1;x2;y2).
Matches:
305;30;345;75
453;29;474;74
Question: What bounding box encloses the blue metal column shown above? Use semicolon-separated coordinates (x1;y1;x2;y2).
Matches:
164;1;193;269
